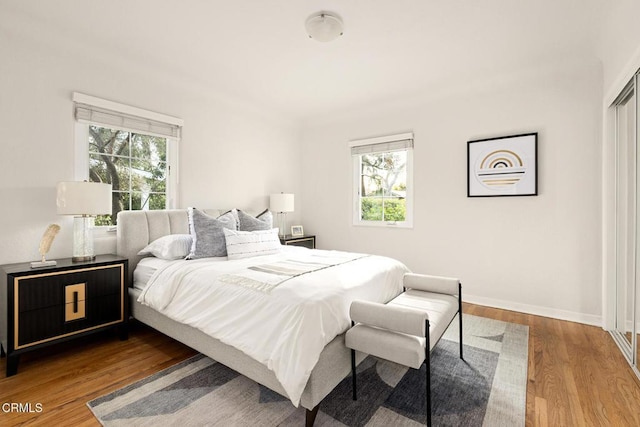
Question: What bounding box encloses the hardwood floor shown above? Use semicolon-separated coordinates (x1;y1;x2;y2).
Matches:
1;303;639;426
465;304;640;427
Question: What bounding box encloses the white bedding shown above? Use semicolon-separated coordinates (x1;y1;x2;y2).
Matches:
136;247;408;406
133;256;226;289
133;257;172;289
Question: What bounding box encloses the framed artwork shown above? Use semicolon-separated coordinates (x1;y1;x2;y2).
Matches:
291;225;304;237
467;133;538;197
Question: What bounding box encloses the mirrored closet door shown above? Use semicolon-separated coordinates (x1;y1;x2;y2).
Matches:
613;71;639;377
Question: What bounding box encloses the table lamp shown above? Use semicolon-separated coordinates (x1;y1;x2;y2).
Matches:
56;181;112;262
270;193;294;238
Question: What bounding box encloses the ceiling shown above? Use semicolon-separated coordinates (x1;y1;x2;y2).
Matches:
4;1;608;121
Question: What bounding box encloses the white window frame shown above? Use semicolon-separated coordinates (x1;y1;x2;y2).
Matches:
73;93;182;227
350;132;414;228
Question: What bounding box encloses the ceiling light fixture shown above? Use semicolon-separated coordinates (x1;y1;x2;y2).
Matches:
305;12;343;42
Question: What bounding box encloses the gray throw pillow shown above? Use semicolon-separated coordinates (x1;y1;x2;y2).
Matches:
238;209;273;231
187;208;237;258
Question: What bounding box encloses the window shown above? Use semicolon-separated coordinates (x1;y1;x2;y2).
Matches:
73;93;182;225
88;126;168;225
351;132;413;227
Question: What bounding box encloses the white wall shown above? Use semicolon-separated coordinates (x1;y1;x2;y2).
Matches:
0;13;302;266
301;60;603;325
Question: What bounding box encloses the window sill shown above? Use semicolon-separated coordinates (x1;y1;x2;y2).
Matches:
353;221;413;229
94;226;117;236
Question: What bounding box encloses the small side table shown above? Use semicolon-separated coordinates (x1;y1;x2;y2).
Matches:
0;254;128;376
280;235;316;249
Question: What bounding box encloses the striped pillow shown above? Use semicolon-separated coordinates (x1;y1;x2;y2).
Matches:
223;228;281;260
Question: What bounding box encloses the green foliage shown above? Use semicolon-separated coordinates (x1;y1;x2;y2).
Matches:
361;197;383;221
361;198;406;222
94;215;112;226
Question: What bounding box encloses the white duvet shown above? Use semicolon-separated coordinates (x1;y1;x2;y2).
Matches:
137;247;408;406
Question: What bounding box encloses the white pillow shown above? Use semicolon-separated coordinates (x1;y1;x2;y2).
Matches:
137;234;193;260
223;228;282;260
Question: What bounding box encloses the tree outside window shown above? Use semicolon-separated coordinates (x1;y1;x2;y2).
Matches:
359;150;407;222
88;125;167;225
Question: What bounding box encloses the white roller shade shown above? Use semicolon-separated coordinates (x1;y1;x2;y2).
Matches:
73;93;182;139
349;132;414;155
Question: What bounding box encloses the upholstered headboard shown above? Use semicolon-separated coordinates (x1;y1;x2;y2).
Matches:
116;208;242;286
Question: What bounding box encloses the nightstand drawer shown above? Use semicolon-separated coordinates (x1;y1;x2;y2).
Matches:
17;292;123;347
13;264;125;349
17;266;122;312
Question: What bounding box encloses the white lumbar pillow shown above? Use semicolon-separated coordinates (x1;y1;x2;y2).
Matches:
223;228;281;260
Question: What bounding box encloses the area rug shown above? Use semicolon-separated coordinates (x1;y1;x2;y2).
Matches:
88;314;528;426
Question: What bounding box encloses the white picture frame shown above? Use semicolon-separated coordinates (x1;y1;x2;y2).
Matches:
291;225;304;237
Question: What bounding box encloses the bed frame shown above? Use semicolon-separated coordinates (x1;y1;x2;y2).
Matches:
116;209;365;426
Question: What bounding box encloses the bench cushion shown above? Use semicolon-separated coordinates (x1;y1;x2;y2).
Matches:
349;300;428;336
346;324;425;369
390;289;459;351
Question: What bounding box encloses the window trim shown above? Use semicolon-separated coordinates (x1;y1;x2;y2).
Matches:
350;132;414;228
73;92;183;130
73;94;181;227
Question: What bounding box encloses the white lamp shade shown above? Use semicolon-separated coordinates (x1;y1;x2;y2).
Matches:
57;181;112;215
270;193;294;213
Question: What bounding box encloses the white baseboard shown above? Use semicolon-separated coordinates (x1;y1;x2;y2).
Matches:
464;294;603;328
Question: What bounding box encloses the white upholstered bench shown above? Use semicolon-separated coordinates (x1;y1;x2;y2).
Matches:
344;273;463;426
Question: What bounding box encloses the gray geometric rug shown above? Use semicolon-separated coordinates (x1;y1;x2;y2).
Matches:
88;314;528;426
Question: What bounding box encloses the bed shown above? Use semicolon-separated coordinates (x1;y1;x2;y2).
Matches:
116;208;408;425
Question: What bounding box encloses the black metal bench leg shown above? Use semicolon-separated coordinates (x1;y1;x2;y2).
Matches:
425;319;432;427
459;282;464;360
351;348;357;400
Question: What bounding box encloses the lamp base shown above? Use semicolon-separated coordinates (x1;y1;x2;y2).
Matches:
277;212;288;239
73;216;96;262
72;255;95;263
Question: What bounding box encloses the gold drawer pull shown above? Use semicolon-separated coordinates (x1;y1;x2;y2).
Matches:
65;283;86;321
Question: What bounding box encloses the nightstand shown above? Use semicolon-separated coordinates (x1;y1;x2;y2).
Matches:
280;235;316;249
0;254;128;376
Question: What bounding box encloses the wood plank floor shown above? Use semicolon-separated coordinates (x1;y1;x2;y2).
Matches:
1;303;639;426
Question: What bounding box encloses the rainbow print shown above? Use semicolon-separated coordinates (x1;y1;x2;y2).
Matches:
476;149;526;189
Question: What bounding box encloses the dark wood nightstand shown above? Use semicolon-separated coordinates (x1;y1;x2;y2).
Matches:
0;254;128;376
280;235;316;249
